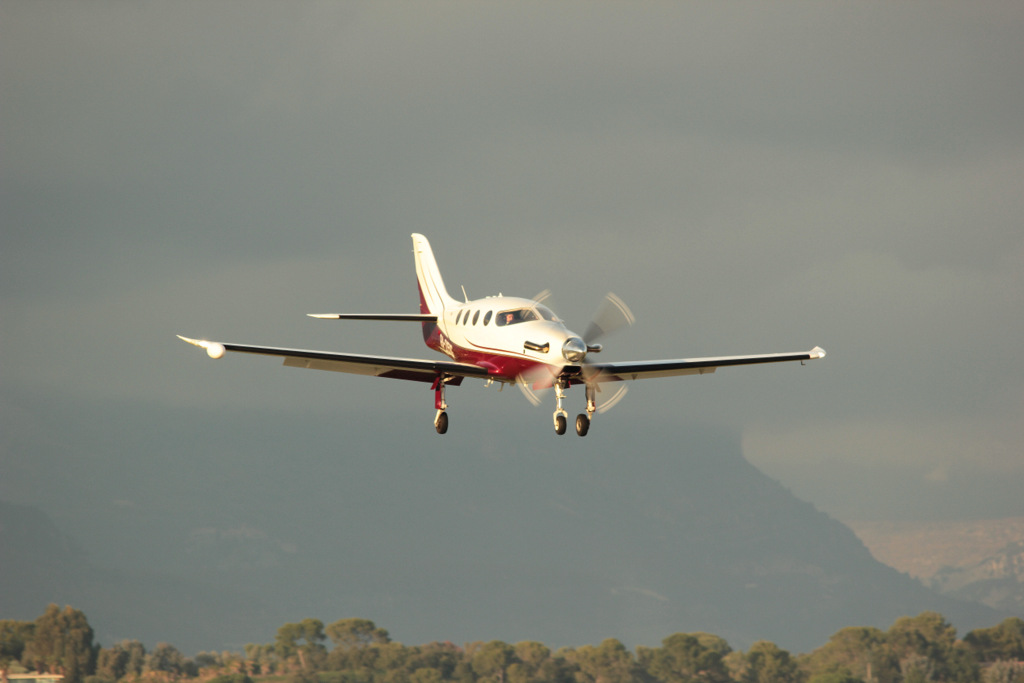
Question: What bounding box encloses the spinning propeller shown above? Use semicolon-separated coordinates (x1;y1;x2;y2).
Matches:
517;292;635;413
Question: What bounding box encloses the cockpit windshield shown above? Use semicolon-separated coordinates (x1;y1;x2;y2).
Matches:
495;305;560;326
536;305;560;322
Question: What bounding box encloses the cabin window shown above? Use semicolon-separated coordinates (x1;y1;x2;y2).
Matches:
495;308;539;326
483;310;493;325
455;310;463;325
472;310;480;325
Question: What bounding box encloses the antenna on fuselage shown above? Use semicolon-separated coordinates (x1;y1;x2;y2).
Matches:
461;285;469;303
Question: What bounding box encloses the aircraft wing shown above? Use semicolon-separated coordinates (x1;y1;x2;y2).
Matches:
585;346;825;383
177;335;490;384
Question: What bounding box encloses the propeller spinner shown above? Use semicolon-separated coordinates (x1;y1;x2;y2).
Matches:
516;292;635;433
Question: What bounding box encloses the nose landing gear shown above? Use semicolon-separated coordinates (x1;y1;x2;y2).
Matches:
555;414;567;435
553;380;569;435
551;380;596;436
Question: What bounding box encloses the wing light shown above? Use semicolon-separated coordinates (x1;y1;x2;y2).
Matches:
177;335;226;359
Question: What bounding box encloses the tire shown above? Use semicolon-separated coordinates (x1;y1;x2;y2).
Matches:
555;414;567;435
576;414;590;437
435;411;449;434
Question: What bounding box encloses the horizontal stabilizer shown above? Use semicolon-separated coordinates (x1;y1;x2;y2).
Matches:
308;313;438;322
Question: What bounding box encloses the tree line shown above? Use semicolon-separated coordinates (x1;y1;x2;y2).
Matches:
3;605;1024;683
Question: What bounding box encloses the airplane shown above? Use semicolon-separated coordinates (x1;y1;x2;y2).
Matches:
179;233;825;436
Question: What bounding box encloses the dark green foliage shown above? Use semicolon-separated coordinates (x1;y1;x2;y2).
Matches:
564;638;640;683
20;605;97;683
145;642;198;679
1;620;35;683
806;673;863;683
326;620;390;652
96;640;146;681
276;620;327;673
639;632;732;683
741;641;803;683
469;640;515;682
317;672;372;683
886;612;978;683
16;606;1024;683
244;643;279;675
508;641;571;683
963;618;1024;663
800;626;897;683
208;674;254;683
799;612;985;683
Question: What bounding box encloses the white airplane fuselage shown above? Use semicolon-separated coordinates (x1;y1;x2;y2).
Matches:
422;296;584;385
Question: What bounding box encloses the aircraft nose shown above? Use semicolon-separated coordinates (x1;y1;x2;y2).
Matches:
561;337;587;363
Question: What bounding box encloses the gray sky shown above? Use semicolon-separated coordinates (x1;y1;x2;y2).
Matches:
3;0;1023;574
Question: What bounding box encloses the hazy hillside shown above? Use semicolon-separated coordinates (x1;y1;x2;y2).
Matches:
930;541;1024;613
1;397;1006;654
851;519;1024;614
850;518;1024;579
0;499;280;653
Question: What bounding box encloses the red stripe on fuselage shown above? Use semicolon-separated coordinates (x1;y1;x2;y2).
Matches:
427;329;550;382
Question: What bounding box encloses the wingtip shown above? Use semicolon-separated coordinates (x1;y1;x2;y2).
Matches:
177;335;225;359
810;346;826;359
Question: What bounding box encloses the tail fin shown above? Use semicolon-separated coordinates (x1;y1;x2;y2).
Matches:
412;234;456;316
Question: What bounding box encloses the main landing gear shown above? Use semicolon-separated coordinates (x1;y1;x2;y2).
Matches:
433;374;451;435
434;410;449;435
551;380;596;436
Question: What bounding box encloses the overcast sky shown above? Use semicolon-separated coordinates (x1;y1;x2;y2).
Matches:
3;0;1023;557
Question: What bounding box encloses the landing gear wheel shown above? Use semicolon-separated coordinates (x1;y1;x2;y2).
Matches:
434;411;449;435
576;414;590;437
554;414;567;435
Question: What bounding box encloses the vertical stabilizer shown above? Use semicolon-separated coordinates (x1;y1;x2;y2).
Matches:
412;234;456;316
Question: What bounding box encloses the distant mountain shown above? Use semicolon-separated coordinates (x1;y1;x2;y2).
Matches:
0;499;280;653
0;500;90;613
850;519;1024;617
929;541;1024;613
284;429;1002;654
2;415;1007;655
849;518;1024;579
